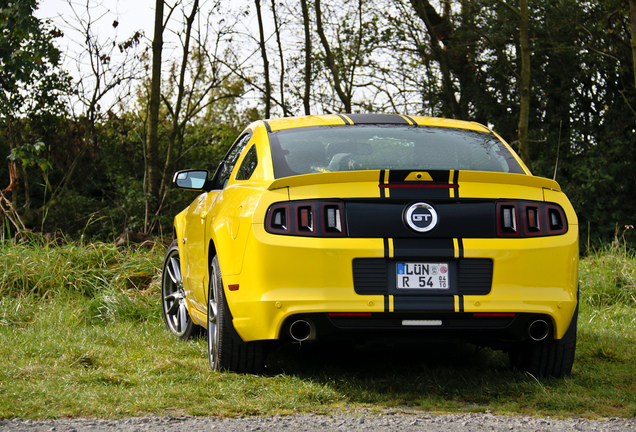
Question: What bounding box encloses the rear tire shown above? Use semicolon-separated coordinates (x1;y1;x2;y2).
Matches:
509;306;578;378
207;255;267;373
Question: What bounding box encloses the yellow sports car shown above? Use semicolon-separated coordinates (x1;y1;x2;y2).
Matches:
161;114;578;377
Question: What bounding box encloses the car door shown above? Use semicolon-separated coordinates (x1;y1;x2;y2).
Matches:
181;132;253;313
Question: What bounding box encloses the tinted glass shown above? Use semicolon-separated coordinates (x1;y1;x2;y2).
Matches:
235;145;258;180
211;133;251;189
268;125;524;178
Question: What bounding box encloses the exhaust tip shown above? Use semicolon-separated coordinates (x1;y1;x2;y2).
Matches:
289;319;314;342
528;319;550;341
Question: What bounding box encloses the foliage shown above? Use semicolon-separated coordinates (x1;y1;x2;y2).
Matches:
0;0;634;246
0;243;634;419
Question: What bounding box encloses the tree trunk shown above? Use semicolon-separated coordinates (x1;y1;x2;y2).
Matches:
315;0;351;112
255;0;272;118
630;0;636;90
271;0;290;116
145;0;164;231
300;0;312;115
159;0;199;210
517;0;532;168
409;0;461;119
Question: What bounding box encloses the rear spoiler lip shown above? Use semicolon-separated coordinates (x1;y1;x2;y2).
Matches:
267;170;561;192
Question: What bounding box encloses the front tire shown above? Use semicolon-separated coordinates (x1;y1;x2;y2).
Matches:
161;240;201;339
207;255;267;373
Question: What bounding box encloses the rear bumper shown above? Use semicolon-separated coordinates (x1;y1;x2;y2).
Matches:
281;312;557;346
221;224;578;344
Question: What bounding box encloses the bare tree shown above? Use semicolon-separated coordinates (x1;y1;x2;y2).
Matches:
255;0;272;117
271;0;292;116
315;0;351;112
300;0;312;115
145;0;165;231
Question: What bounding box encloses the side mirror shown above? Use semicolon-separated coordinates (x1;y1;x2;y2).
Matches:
173;170;209;190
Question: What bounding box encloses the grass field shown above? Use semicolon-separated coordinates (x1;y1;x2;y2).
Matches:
0;241;634;420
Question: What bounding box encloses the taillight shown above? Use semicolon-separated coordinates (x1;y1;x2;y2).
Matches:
324;204;343;234
524;204;541;234
297;205;314;233
546;206;566;234
497;201;567;237
266;200;346;237
498;204;518;235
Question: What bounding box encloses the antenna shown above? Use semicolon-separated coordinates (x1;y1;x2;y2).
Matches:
553;121;562;181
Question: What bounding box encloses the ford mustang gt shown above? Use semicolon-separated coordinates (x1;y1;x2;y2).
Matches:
161;113;578;377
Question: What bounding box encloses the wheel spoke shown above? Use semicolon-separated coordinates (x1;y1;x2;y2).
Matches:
178;301;188;333
208;273;219;369
167;257;182;286
164;291;184;315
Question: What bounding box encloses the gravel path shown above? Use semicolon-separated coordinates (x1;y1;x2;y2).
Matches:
2;412;635;432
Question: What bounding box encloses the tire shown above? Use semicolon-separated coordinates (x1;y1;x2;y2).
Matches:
161;240;201;339
509;305;578;378
207;255;267;373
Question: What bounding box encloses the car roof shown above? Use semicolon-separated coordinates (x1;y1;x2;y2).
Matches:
259;113;492;133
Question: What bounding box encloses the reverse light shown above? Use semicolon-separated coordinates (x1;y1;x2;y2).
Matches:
325;205;343;233
499;204;518;234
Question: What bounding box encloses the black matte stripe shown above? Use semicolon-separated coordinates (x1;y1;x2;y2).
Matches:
458;295;465;312
336;114;352;125
263;120;272;132
402;115;416;125
457;238;464;258
383;238;390;258
384;295;390;312
379;170;387;198
346;113;410;125
392;238;455;258
394;296;455;312
452;170;459;185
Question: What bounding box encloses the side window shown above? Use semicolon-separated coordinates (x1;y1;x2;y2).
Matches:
235;146;258;181
211;133;251;189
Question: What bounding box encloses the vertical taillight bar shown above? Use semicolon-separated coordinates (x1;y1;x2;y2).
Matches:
497;203;519;235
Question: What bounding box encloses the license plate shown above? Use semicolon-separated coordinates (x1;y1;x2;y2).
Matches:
396;262;450;290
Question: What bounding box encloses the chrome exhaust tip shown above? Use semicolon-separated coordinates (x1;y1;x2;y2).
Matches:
289;319;315;342
528;319;550;342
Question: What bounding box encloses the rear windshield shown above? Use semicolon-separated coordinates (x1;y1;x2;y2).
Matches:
268;125;524;178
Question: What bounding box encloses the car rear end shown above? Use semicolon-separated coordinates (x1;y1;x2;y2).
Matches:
223;115;579;377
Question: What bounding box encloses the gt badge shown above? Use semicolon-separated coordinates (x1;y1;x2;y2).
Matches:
405;202;438;233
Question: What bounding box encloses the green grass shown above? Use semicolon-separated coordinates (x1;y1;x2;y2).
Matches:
0;242;634;419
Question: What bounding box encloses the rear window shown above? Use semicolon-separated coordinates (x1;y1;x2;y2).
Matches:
268;125;524;178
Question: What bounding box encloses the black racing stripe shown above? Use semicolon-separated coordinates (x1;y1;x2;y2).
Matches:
457;238;464;258
458;295;465;312
402;115;416;125
383;238;390;258
452;170;459;185
379;170;387;198
263;120;272;132
394;296;455;312
336;114;352;125
346;113;410;125
392;238;455;258
384;295;390;312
